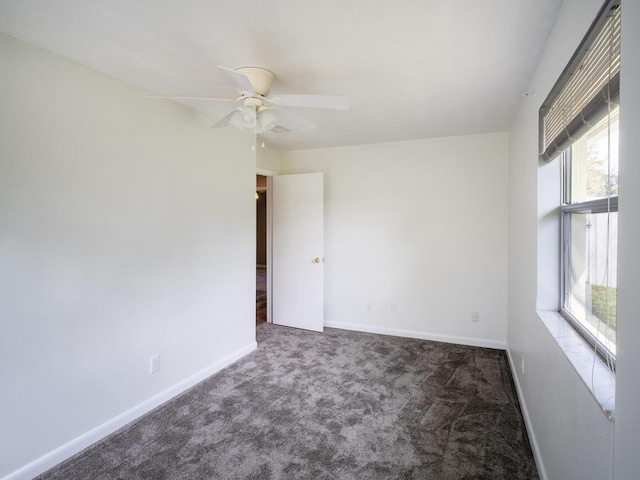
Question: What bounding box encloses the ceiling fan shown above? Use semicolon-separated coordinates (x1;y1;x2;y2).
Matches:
148;66;349;134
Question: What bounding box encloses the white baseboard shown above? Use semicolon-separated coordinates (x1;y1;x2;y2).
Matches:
506;349;547;480
3;341;257;480
324;321;506;350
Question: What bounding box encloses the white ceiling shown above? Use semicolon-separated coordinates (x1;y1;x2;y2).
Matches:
0;0;562;151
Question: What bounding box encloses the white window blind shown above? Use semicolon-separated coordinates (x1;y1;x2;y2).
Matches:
539;0;620;162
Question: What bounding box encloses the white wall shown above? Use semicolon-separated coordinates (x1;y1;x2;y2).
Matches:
257;145;283;173
281;133;509;348
0;34;256;479
507;0;640;478
613;0;640;477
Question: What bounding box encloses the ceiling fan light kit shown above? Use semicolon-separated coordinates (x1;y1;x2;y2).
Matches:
257;107;278;132
240;104;257;128
148;65;349;135
229;104;279;133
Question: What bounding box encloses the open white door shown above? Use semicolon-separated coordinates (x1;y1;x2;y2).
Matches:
271;173;324;332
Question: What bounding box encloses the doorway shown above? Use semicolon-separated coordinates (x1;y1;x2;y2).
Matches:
256;174;268;324
255;170;324;332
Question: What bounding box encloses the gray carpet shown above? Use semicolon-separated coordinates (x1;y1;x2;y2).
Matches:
37;324;538;479
256;267;267;324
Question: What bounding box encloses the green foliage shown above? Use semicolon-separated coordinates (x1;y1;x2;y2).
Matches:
591;284;617;332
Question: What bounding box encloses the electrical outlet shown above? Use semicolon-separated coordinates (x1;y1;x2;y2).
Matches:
150;355;159;374
520;354;525;374
366;302;372;311
471;311;480;322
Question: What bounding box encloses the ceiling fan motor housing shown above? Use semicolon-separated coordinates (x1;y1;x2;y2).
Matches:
235;67;275;96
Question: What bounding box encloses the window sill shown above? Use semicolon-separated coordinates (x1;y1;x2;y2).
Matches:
536;310;615;421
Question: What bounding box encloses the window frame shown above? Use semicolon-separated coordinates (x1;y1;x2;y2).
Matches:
559;148;618;370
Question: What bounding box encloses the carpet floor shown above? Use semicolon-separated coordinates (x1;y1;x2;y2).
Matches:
257;267;267;325
37;324;538;479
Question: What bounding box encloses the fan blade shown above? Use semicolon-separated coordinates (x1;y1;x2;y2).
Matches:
146;93;240;102
218;66;256;95
211;108;240;129
268;94;349;110
270;109;318;133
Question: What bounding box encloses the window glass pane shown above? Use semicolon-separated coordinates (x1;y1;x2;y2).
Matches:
569;107;619;204
565;211;617;355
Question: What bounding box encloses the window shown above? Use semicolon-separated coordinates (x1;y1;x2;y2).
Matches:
561;108;618;366
540;0;620;369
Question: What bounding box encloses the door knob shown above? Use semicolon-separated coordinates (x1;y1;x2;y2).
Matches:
313;257;321;263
